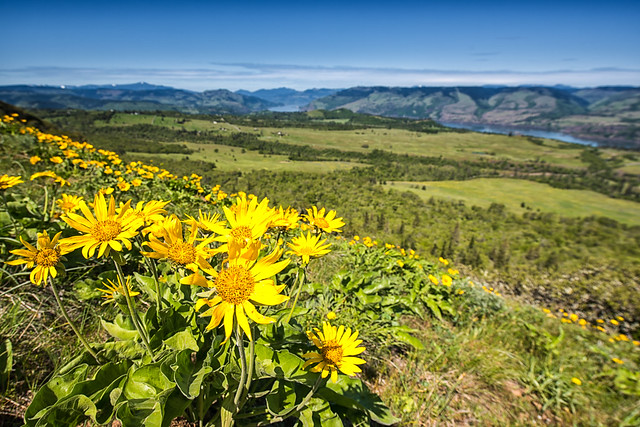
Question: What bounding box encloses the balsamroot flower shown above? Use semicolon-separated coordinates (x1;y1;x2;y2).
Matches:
0;174;23;190
61;193;144;258
286;232;331;264
56;194;84;214
196;246;290;343
303;206;345;233
303;322;366;383
97;275;140;305
6;230;69;286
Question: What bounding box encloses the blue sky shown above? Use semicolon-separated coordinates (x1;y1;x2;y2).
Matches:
1;0;639;90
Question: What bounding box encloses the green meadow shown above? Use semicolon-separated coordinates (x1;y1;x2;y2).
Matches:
386;178;640;226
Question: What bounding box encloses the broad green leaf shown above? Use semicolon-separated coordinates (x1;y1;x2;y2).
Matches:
123;365;175;400
266;380;297;415
34;395;97;427
319;376;400;426
115;398;163;427
164;330;199;352
102;315;138;341
171;349;213;399
25;364;89;423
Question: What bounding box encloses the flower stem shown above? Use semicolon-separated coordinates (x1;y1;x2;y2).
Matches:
233;323;248;408
286;267;306;322
238;326;255;407
113;260;155;361
48;276;101;363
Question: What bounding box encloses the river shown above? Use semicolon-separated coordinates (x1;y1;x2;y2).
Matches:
439;122;599;147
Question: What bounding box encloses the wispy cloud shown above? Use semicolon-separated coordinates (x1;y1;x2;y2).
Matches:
1;64;639;91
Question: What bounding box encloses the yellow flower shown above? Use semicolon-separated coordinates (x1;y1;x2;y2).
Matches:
98;187;114;196
0;174;23;190
127;200;170;226
30;171;69;186
56;194;84;214
610;319;619;326
50;156;63;164
428;274;439;285
612;358;624;365
97;275;140;305
184;210;225;233
326;311;337;320
61;193;143;258
571;377;582;386
303;322;366;383
286;232;331;264
396;260;404;268
30;156;41;165
213;195;275;260
442;274;453;287
303;206;345;233
438;257;449;266
196;246;290;343
131;178;142;187
268;206;300;229
569;314;579;322
6;231;69;286
142;215;215;285
117;181;131;192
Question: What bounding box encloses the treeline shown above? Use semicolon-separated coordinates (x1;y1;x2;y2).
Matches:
208;168;640;331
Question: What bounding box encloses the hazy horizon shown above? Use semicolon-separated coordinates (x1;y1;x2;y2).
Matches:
2;0;639;90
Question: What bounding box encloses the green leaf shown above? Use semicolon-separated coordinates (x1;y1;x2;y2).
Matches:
25;364;90;425
266;380;297;415
318;376;400;425
394;331;425;350
163;330;199;352
115;398;163;427
123;365;175;400
33;395;97;427
171;349;213;399
102;315;139;341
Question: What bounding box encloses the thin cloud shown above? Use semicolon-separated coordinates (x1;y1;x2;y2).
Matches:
1;64;639;91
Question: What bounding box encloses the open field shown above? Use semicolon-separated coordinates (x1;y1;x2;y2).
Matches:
139;141;366;172
96;113;638;173
385;178;640;226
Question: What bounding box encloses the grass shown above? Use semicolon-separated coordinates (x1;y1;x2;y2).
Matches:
384;178;640;226
135;141;366;173
94;112;639;173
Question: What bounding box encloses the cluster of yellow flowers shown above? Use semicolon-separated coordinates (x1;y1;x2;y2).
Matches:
4;114;366;383
541;308;639;345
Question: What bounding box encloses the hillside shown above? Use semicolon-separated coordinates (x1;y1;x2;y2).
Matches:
0;83;277;115
1;107;640;426
307;86;640;148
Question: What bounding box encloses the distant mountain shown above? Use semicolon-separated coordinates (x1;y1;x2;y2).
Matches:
307;86;640;148
235;88;339;109
0;84;276;115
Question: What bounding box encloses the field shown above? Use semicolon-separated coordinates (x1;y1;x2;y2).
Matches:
145;142;365;172
2;108;640;426
95;113;636;172
386;178;640;226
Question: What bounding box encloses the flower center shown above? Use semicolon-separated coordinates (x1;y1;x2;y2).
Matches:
59;201;77;211
314;217;330;229
322;340;343;365
91;220;122;242
215;265;255;305
230;226;252;247
298;246;314;255
35;247;60;268
168;242;196;265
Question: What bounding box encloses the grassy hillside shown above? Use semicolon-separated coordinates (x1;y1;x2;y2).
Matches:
1;110;640;425
386;178;640;226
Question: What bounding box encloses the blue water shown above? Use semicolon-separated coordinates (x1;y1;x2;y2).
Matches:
268;105;302;112
440;122;599;147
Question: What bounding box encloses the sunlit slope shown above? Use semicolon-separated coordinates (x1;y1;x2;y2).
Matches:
386;178;640;226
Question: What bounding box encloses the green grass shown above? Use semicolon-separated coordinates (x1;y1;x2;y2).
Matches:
137;141;366;173
95;113;639;173
385;178;640;226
